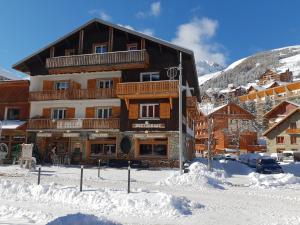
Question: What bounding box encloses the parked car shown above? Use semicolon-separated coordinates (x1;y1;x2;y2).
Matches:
224;154;238;161
256;158;284;174
282;151;295;162
294;151;300;162
239;153;262;167
270;153;283;162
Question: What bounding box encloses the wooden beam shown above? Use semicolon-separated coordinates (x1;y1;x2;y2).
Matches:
78;30;84;54
50;47;55;58
125;98;129;109
108;27;114;52
169;97;173;109
141;38;145;49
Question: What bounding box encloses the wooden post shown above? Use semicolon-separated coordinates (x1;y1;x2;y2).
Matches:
108;27;114;52
38;166;41;185
141;38;145;49
98;159;101;178
127;160;131;194
50;47;55;58
78;30;84;54
80;165;83;192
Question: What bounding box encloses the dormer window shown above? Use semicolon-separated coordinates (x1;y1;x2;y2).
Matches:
94;43;108;54
65;49;76;56
127;43;138;51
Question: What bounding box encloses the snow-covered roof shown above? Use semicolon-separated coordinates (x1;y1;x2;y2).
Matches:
0;120;26;129
199;103;227;116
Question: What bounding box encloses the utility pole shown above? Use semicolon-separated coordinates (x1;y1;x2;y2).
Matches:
178;52;183;174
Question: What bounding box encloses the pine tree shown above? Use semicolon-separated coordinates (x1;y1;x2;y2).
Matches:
263;96;273;113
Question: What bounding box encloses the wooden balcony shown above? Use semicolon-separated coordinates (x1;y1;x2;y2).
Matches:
186;96;197;108
46;50;149;74
30;88;115;101
116;80;179;101
286;128;300;134
28;118;120;130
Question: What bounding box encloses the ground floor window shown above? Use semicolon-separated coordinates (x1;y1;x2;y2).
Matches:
90;143;116;157
139;138;168;157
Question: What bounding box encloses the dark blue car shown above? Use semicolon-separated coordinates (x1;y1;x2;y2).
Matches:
256;158;284;174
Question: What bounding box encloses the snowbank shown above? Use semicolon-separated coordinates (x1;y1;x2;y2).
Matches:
46;213;121;225
157;162;226;189
248;172;300;188
0;179;200;218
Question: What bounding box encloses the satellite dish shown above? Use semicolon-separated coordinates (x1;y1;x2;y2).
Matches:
120;136;132;154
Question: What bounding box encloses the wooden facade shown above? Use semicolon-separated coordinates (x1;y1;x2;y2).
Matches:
195;103;265;154
13;19;200;165
0;80;29;158
258;69;293;85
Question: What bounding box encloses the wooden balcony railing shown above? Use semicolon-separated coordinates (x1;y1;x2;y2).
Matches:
116;80;179;99
186;96;197;108
286;128;300;134
28;118;120;130
30;88;115;101
46;50;149;73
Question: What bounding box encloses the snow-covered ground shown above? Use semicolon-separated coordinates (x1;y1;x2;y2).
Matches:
0;160;300;225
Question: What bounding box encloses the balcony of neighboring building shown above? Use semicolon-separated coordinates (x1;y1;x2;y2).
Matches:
46;49;149;74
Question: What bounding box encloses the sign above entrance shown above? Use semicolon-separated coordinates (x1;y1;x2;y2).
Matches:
89;133;109;139
132;123;165;129
37;133;52;137
62;133;80;138
134;133;167;138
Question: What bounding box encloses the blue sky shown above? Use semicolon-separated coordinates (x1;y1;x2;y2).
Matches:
1;0;300;76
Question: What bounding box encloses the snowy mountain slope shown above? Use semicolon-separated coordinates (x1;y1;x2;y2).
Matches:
197;60;225;75
199;45;300;93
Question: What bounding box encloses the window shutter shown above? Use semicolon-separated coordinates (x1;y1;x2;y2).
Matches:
160;103;170;119
66;108;75;118
71;80;81;89
112;106;120;118
87;79;97;89
42;108;51;118
129;104;139;119
43;80;53;91
86;107;95;118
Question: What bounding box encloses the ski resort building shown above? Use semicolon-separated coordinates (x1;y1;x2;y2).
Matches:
0;80;29;158
195;102;265;155
12;19;200;166
258;69;293;85
263;107;300;153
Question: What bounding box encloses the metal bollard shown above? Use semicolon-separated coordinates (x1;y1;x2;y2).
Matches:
80;165;83;192
127;160;131;194
37;166;41;185
98;159;101;178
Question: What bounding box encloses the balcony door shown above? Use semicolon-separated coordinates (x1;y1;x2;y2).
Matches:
52;108;67;119
140;72;160;82
54;81;70;90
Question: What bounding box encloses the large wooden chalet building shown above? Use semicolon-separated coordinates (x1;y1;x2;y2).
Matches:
12;19;200;166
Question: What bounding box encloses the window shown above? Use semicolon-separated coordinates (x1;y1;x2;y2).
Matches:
54;81;70;90
90;143;116;156
127;43;138;50
290;122;297;129
94;44;108;53
52;109;66;119
6;108;20;120
96;108;112;119
97;80;113;89
140;104;159;119
140;72;160;82
276;136;284;144
139;139;167;156
65;49;75;56
291;135;297;144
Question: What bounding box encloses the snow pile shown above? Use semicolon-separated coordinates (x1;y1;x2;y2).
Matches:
46;213;121;225
248;172;300;188
157;162;226;189
0;205;52;224
0;179;200;218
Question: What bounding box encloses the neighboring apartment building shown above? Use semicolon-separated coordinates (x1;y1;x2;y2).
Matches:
258;69;293;85
12;19;200;166
263;108;300;153
0;80;29;157
195;102;265;155
263;101;299;129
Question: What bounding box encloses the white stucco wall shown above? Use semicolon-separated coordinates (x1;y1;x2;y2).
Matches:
30;99;121;118
30;71;121;91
